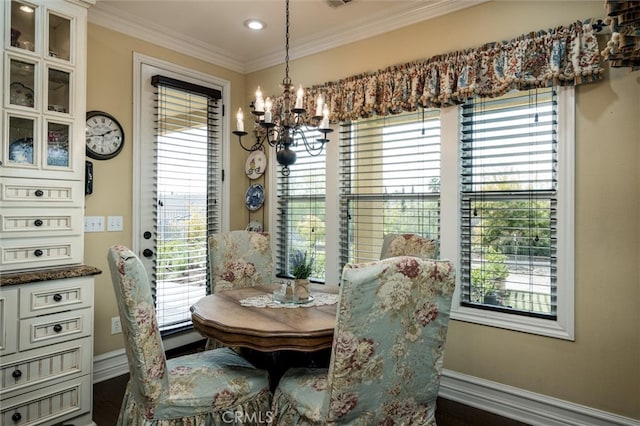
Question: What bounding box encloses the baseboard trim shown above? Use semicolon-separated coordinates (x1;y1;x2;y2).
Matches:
93;330;203;383
439;369;639;426
92;349;638;425
93;347;128;383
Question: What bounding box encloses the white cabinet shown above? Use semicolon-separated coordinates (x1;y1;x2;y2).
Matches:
0;277;94;426
0;287;19;357
1;0;91;272
1;3;95;424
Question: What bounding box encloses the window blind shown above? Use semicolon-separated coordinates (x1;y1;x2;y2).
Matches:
460;88;558;319
275;133;326;281
338;110;441;269
151;75;221;332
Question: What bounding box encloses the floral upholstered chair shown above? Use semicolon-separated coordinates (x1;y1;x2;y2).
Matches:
107;245;272;425
207;230;273;350
271;256;456;425
209;230;273;293
380;233;438;259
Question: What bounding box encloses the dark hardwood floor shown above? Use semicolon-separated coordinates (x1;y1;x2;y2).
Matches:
92;341;529;425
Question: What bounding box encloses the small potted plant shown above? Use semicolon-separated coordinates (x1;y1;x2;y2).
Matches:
290;250;314;300
471;247;509;305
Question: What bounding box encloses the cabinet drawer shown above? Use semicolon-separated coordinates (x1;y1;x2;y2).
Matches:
19;277;93;318
0;338;91;398
0;208;83;238
0;288;19;357
19;308;92;351
0;177;83;207
0;374;91;426
0;236;83;272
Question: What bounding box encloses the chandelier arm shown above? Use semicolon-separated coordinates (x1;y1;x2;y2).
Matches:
264;129;279;148
292;128;326;157
235;132;263;152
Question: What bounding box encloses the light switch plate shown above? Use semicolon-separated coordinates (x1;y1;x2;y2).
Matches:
107;216;123;232
84;216;104;232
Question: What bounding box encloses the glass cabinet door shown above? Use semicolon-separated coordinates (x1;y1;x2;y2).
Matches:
7;116;37;167
48;67;70;114
48;12;71;61
9;58;36;109
10;1;37;53
46;121;70;168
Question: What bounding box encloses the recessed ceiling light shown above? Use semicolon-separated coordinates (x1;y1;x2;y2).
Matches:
19;5;34;13
244;19;265;31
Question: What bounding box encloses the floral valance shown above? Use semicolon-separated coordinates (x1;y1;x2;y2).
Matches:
282;20;603;122
602;0;640;70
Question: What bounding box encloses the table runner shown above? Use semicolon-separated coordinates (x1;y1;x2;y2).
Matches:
239;292;339;308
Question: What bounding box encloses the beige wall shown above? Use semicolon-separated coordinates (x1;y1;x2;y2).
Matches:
86;1;639;419
85;24;251;356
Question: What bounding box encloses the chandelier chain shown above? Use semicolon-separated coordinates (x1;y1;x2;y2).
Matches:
284;0;290;84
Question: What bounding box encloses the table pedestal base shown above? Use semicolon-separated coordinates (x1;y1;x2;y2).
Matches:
239;347;332;391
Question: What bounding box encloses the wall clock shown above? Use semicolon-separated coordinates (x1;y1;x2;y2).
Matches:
85;110;125;160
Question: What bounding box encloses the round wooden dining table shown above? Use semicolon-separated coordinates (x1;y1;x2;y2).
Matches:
190;283;339;352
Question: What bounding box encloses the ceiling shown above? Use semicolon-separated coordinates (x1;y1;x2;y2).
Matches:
89;0;487;73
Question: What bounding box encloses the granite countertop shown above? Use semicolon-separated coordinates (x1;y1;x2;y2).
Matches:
0;265;102;286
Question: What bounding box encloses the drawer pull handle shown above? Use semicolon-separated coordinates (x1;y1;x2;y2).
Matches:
53;293;63;302
12;369;22;379
35;189;44;197
34;219;44;226
12;412;22;422
53;324;63;333
34;249;44;257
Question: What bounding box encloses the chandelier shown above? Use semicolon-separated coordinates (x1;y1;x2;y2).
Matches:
233;0;332;176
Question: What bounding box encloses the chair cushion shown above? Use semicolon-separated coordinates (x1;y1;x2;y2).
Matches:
116;348;272;424
380;233;438;259
154;348;270;418
272;368;328;423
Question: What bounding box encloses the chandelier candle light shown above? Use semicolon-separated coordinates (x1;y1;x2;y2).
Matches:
233;0;332;176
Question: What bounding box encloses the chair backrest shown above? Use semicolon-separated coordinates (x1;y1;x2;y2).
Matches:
209;230;273;293
107;245;168;409
380;233;438;259
321;256;455;424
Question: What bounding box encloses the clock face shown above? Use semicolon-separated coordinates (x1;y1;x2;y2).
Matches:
86;111;125;160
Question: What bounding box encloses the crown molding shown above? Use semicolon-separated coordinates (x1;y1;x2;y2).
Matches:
88;0;489;75
249;0;490;73
88;4;246;73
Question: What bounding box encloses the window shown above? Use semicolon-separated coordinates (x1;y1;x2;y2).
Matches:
275;133;327;281
450;87;575;339
273;87;574;339
460;88;557;317
135;55;229;335
338;111;441;269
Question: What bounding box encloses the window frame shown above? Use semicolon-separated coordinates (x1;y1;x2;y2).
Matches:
445;86;575;340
